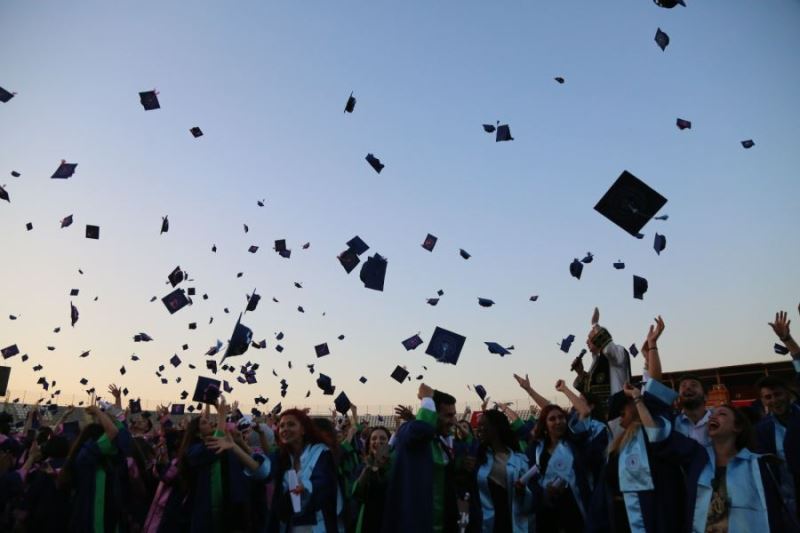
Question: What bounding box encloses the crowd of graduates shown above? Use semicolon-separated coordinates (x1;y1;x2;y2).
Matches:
0;306;798;533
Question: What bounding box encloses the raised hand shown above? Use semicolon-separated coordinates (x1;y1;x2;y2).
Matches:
394;405;414;422
622;382;640;399
107;384;121;399
555;379;567;393
418;383;434;400
591;307;600;326
513;373;531;390
769;311;791;341
206;434;234;454
646;316;665;346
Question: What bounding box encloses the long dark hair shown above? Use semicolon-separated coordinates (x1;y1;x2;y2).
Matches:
532;405;567;443
717;404;755;451
478;410;520;463
364;426;391;458
57;423;105;490
277;409;333;468
176;417;206;492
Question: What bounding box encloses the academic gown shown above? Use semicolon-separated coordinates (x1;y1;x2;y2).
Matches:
755;397;800;521
352;460;392;533
474;448;533;533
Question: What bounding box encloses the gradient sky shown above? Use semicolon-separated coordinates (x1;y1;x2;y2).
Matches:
1;0;799;413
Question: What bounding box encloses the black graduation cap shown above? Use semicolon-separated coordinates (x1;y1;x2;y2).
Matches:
222;314;253;362
365;153;384;174
655;28;670;51
594;171;668;237
248;245;259;254
338;248;361;274
79;350;90;358
459;249;471;259
122;387;129;396
402;334;423;351
478;298;495;308
243;224;249;234
315;343;330;358
482;124;496;133
188;322;197;330
246;290;261;312
653;0;685;8
131;354;140;360
425;327;466;365
334;391;351;414
25;222;33;231
426;298;439;306
0;185;9;203
581;253;594;264
0;366;11;396
344;92;356;113
162;288;191;314
171;404;185;415
206;359;218;373
629;344;639;357
190;127;203;138
1;345;19;359
180;390;189;400
774;343;790;355
653;233;666;255
347;236;370;256
120;365;126;375
51;161;77;179
421;234;438;252
554;77;565;84
134;332;153;342
252;339;267;349
316;373;335;395
474;384;487;401
741;139;755;149
192;376;221;404
485;342;510;356
170;354;181;367
360;253;387;291
212;244;217;252
613;260;625;270
529;295;539;301
139;90;160;110
70;302;79;327
633;275;649;300
10;171;20;178
160;216;169;234
85;225;100;239
359;376;367;384
187;288;196;296
271;403;282;415
560;334;575;353
79;378;88;385
257;198;266;207
168;266;186;287
676;118;691;130
337;334;345;340
570;259;583;279
496;124;513;142
390;365;410;383
70;288;79;296
274;239;287;253
129;398;142;414
0;87;15;103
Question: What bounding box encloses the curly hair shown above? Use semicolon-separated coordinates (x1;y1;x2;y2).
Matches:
532;404;567;442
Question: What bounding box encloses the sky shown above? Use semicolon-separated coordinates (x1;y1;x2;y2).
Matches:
1;0;799;413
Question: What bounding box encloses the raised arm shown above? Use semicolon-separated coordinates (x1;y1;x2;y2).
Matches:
770;310;800;356
555;380;591;420
514;373;552;410
108;384;122;410
86;405;120;440
624;383;656;428
644;316;665;381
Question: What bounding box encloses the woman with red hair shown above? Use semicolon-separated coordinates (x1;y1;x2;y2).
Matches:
261;408;339;532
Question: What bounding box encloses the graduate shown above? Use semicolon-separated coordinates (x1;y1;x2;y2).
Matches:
473;409;533;533
382;383;469;533
352;426;392;533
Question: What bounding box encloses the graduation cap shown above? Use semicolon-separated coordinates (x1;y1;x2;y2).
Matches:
654;28;670;51
633;275;649;300
570;259;583;280
271;403;282;415
1;345;19;359
560;334;576;353
246;290;261;312
222;314;253;362
421;234;438;252
168;266;186;287
613;260;625;270
252;339;267;349
10;171;20;177
243;224;249;234
426;298;439;306
337;334;345;340
70;302;79;327
365;153;384;174
344;92;356;113
334;391;351;414
485;342;511;356
360;253;387;291
162;289;191;314
170;354;182;367
653;233;666;255
79;378;88;385
129;398;142;414
69;288;79;296
346;236;370;256
248;245;259;254
131;354;140;360
274;239;288;253
0;185;9;203
774;343;790;356
51;161;77;179
256;198;266;207
478;298;495;308
190;127;203;138
581;253;594;264
160;216;169;234
57;214;73;229
85;225;100;239
359;376;367;384
474;385;488;401
0;87;15;103
79;350;91;358
139;90;160;110
402;334;424;351
437;289;444;297
594;171;668;237
676;118;692;130
390;365;410;383
26;222;33;231
192;376;221;404
554;77;565;84
338;248;361;274
496;124;513;142
0;366;11;396
653;0;685;8
206;359;217;373
316;373;335;395
315;343;330;358
425;327;466;365
171;404;185;415
212;244;217;252
133;333;153;342
741;139;755;149
529;295;539;302
459;249;471;260
120;365;126;375
629;343;639;357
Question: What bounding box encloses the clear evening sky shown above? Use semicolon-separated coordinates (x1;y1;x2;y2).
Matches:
1;1;799;412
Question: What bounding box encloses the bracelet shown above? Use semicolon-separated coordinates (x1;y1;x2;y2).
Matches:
649;347;658;352
633;396;643;403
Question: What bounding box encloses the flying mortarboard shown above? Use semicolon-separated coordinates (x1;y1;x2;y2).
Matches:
246;290;261;312
560;334;575;353
0;185;9;202
554;77;565;84
338;248;361;273
139;90;160;110
359;376;367;384
206;359;218;373
168;266;186;287
654;28;670;51
0;367;11;396
346;236;370;256
70;302;79;327
653;233;666;255
421;234;438;252
190;127;203;138
774;343;790;355
425;327;466;365
26;222;32;231
120;366;126;375
741;139;755;149
222;314;253;362
162;288;191;314
334;391;351;414
344;92;356;113
316;373;335;395
365;153;384;174
192;376;221;404
315;343;330;357
171;404;185;415
0;87;15;103
360;253;387;291
478;298;495;308
581;253;594;264
426;298;439;306
85;225;100;239
613;260;625;270
402;334;424;351
170;354;181;367
51;161;77;179
70;288;79;296
594;170;668;236
474;385;487;401
391;366;410;383
459;249;471;259
629;344;639;357
129;398;141;414
676;118;691;130
570;259;583;280
160;216;169;234
633;275;649;300
485;342;510;356
10;171;20;177
653;0;686;8
1;345;19;359
495;124;513;142
248;245;259;253
134;333;153;342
